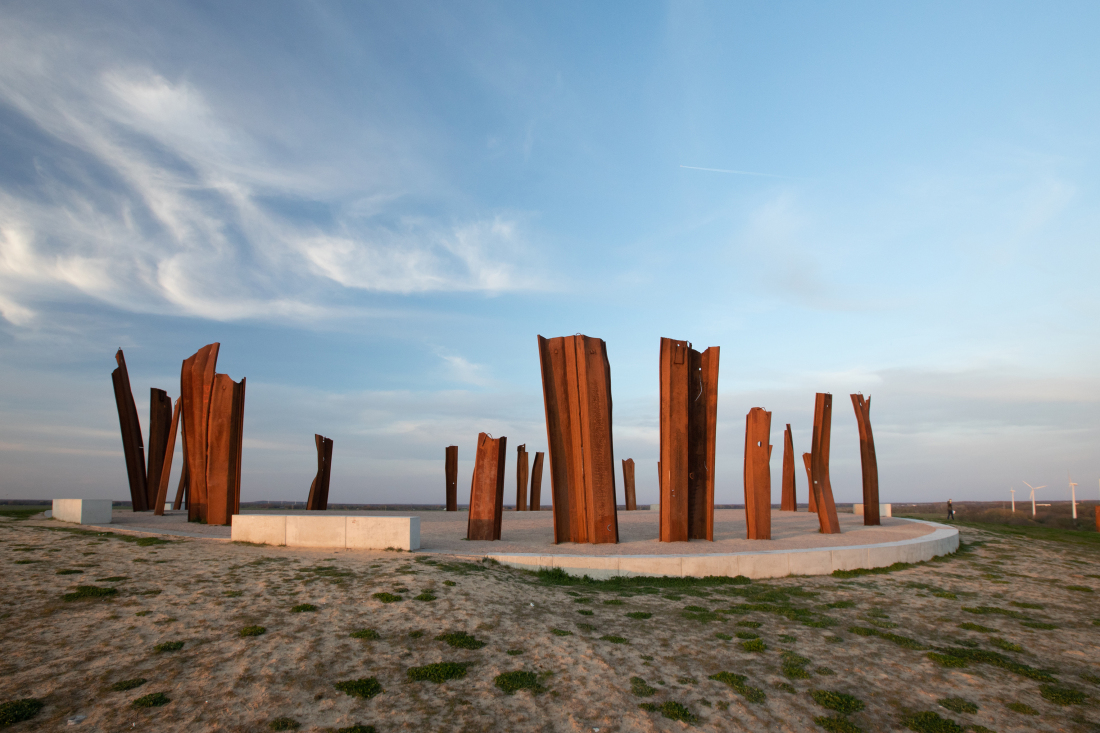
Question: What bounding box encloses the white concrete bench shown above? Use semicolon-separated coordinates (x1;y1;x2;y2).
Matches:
853;503;892;518
231;515;420;551
52;499;113;525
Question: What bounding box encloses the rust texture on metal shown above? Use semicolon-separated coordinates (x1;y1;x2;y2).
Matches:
111;349;148;511
153;397;182;516
205;375;246;525
537;335;619;544
529;451;544;511
850;394;880;526
802;453;816;513
445;445;458;511
622;458;637;510
516;443;529;511
810;393;841;534
743;407;773;539
180;343;220;522
467;432;506;540
658;338;718;542
173;416;189;511
306;435;334;510
1095;506;1100;532
145;388;173;511
780;424;797;511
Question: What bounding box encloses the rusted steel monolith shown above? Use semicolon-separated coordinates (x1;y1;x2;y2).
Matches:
810;393;841;534
802;453;815;513
146;388;173;511
743;407;772;539
467;433;506;540
530;452;545;510
516;444;529;511
1095;505;1100;532
205;374;246;525
180;343;220;522
306;435;333;510
173;418;189;511
537;335;619;544
112;349;148;511
780;424;797;511
622;458;637;510
851;393;880;526
445;446;458;511
658;338;719;541
153;398;181;515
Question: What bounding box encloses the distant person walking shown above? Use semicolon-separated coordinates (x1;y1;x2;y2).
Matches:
947;499;955;520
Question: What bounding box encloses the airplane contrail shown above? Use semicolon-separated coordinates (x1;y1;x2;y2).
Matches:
679;165;787;179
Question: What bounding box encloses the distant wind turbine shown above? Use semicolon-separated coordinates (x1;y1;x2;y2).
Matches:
1023;481;1046;517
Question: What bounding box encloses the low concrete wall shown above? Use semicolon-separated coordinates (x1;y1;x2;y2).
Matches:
853;503;893;518
231;515;420;551
486;519;958;580
52;499;113;525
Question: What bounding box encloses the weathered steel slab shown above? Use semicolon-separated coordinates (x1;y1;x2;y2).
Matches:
467;432;506;540
146;388;173;511
530;451;544;511
445;445;458;511
781;424;797;511
622;458;636;510
802;452;815;513
180;343;219;522
306;434;333;510
205;374;245;526
743;407;772;539
111;349;148;511
153;397;181;516
516;443;529;511
811;393;841;534
851;394;880;526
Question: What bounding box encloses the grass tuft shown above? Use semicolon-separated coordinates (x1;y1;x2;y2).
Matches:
413;592;436;602
625;611;651;620
1006;701;1038;715
1039;684;1087;705
407;662;469;683
810;690;864;714
371;592;402;603
494;670;546;695
958;622;995;633
630;677;657;697
0;698;44;726
62;585;117;601
709;671;766;703
938;697;977;714
436;631;485;649
131;692;170;708
814;716;863;733
290;603;317;613
336;726;376;733
925;647;1054;681
350;628;381;640
550;628;572;636
268;717;300;731
600;635;628;644
334;678;383;699
239;625;266;637
109;678;146;691
154;641;184;652
741;639;767;652
638;701;698;724
901;711;963;732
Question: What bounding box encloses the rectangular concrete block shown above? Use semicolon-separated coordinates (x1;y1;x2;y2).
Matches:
286;515;346;549
231;515;286;546
346;516;420;551
830;547;870;572
553;555;619;580
737;552;790;579
681;555;736;579
52;499;113;525
620;556;684;578
853;503;892;518
788;549;833;577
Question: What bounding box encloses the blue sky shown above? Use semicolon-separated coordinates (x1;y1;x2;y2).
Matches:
1;1;1098;507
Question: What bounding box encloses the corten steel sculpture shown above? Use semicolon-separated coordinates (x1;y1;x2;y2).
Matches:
306;435;334;510
1095;506;1100;533
445;446;458;511
810;393;841;534
180;343;219;522
743;407;773;539
145;388;173;511
173;421;189;511
111;349;148;511
467;433;506;540
622;458;637;510
850;393;880;526
802;453;816;513
530;452;545;511
205;374;246;525
658;338;719;542
153;398;181;516
516;444;529;511
780;424;797;511
537;335;619;544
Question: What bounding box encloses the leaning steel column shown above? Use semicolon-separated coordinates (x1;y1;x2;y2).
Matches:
810;393;841;534
516;444;529;511
445;446;458;511
180;343;219;522
780;424;797;511
851;393;880;526
530;452;545;511
659;338;690;541
146;388;173;511
205;374;246;526
111;349;148;511
802;453;816;513
622;458;636;510
153;398;181;516
306;435;333;510
467;432;506;540
743;407;772;539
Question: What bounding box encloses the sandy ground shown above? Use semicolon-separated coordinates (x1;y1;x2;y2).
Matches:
101;509;933;555
1;514;1098;732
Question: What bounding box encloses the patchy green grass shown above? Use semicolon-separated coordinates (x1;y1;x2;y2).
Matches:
290;604;317;613
413;592;437;602
1021;621;1058;629
736;620;763;628
334;678;383;699
154;641;184;652
224;590;243;597
741;639;767;652
0;698;44;726
109;678;147;692
350;628;381;640
493;670;546;695
1039;684;1087;705
436;631;485;649
814;715;863;732
0;506;50;520
600;635;628;644
408;630;424;639
638;701;698;724
825;600;856;609
925;648;1054;681
989;637;1023;653
62;585;117;601
536;566;749;590
630;677;657;697
961;606;1026;618
442;580;456;586
1065;585;1093;592
736;631;759;639
938;697;978;714
577;610;593;616
900;711;963;732
848;626;926;650
709;671;766;703
268;717;300;731
371;593;402;603
602;599;623;605
131;692;170;708
832;562;914;579
577;623;597;632
239;625;266;637
714;632;732;640
56;568;83;575
625;611;651;620
1009;601;1044;609
1006;701;1039;715
781;652;813;680
811;690;864;714
958;622;995;633
407;662;470;683
550;628;572;636
506;649;524;656
97;576;128;582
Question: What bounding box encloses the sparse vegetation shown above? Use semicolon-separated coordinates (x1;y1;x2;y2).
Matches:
436;631;485;649
131;692;170;708
1006;701;1038;715
782;651;813;679
268;717;300;731
938;697;977;714
814;716;863;732
494;671;546;695
239;625;266;637
371;593;401;603
109;678;147;692
638;700;698;724
414;592;436;601
709;672;766;703
154;641;184;652
900;711;963;732
0;698;44;726
62;585;117;601
1039;684;1087;705
334;678;383;699
407;662;470;683
625;611;651;620
600;635;628;644
630;677;657;697
550;628;572;636
741;638;767;652
811;690;864;714
350;628;381;640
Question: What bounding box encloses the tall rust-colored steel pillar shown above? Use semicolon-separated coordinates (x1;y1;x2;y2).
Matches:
1095;505;1100;532
851;394;880;526
173;416;189;511
622;458;637;510
306;435;333;510
743;407;772;539
658;338;719;542
467;432;506;540
112;349;148;511
810;393;841;534
530;452;545;510
516;444;529;511
537;334;619;544
780;424;797;511
180;344;219;522
146;388;173;511
153;398;181;516
445;446;458;511
802;453;816;513
206;375;246;525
